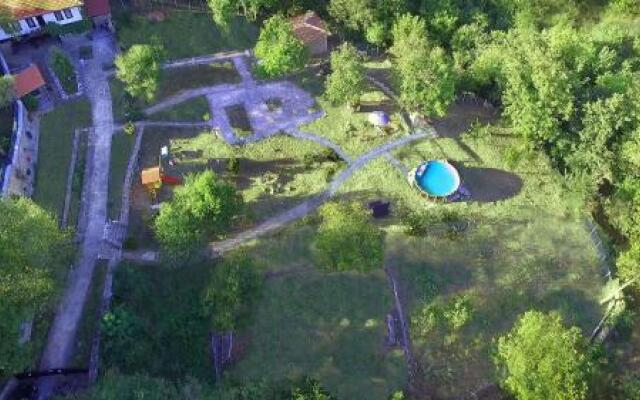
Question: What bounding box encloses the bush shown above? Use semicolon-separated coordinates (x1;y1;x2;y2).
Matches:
50;48;78;94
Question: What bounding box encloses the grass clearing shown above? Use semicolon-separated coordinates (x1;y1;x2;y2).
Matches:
114;11;258;59
296;71;409;157
112;63;238;123
67;130;89;228
34;99;92;219
226;225;407;400
108;131;135;220
149;96;211;122
126;127;343;246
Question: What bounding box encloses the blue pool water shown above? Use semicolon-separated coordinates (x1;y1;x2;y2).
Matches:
415;161;460;197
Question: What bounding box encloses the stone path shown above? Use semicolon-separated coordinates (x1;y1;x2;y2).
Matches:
36;31;117;399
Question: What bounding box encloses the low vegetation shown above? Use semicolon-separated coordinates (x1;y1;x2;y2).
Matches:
50;48;78;94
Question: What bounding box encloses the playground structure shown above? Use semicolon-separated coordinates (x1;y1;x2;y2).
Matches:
140;146;182;198
410;160;462;201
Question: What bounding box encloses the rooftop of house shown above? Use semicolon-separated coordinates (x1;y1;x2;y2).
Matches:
0;0;83;20
290;11;330;44
14;64;45;97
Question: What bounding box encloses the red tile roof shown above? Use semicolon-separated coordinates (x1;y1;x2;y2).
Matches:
84;0;110;17
290;11;329;45
1;0;83;20
14;65;45;97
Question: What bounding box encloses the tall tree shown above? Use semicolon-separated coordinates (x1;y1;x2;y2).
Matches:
154;170;242;261
495;311;592;400
325;43;366;107
391;14;456;117
313;202;384;272
0;198;71;373
115;44;165;102
254;15;308;78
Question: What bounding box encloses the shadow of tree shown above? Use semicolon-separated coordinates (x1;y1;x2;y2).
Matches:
432;101;498;139
454;164;523;203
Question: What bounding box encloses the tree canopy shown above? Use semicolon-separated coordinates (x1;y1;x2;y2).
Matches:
0;198;71;373
254;15;308;78
325;42;366;107
495;311;593;400
154;170;242;261
390;14;456;117
115;43;165;102
313;202;384;272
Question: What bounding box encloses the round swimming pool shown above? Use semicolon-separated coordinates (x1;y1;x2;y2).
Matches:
414;160;461;197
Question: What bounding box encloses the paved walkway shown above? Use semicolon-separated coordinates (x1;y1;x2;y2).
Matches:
36;31;116;399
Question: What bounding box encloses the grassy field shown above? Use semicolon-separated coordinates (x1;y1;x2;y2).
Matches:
126;127;343;246
114;11;258;59
108;131;135;220
296;71;410;158
67;130;89;228
112;62;238;123
148;96;210;121
33;99;92;219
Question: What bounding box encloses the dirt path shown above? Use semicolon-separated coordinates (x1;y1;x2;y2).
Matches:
36;31;117;399
209;132;430;255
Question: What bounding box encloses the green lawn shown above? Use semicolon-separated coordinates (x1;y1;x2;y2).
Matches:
67;130;88;228
114;11;258;59
33;99;92;219
148;96;210;122
112;62;238;123
297;71;410;158
108;131;135;220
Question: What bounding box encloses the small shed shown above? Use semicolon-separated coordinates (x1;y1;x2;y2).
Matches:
290;11;330;56
141;166;162;189
14;65;45;98
369;111;390;127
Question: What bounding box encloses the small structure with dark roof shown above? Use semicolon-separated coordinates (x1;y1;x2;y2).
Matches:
290;11;330;56
368;200;391;219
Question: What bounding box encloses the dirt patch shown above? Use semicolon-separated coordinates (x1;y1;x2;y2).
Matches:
432;100;498;138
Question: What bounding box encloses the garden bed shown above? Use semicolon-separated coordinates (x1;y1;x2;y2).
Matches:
0;105;14;159
50;48;79;95
225;104;252;137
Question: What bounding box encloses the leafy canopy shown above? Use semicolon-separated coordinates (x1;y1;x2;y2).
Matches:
154;170;242;261
495;311;592;400
254;14;308;78
313;202;384;272
325;42;366;107
115;43;165;102
0;198;71;373
390;14;456;117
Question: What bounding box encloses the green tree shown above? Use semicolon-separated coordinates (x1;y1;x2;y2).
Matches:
0;74;15;108
207;0;236;28
201;254;263;331
63;370;180;399
154;170;242;260
391;14;456;117
495;311;592;400
254;15;308;78
0;198;71;373
115;44;165;102
313;202;384;272
616;240;640;291
325;43;366;107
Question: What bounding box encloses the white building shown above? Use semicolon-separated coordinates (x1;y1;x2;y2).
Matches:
0;0;85;41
